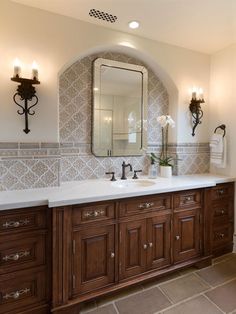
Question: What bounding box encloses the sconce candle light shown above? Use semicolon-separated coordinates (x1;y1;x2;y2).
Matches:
11;59;40;134
189;87;205;136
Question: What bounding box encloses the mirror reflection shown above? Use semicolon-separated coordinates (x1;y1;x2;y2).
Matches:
92;58;147;157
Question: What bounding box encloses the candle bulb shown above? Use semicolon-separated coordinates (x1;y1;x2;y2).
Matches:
199;88;204;100
192;87;197;100
13;58;21;78
32;61;39;80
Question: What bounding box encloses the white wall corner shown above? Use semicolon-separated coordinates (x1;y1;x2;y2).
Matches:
233;234;236;253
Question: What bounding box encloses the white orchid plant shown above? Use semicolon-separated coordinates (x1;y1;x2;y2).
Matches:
151;115;175;167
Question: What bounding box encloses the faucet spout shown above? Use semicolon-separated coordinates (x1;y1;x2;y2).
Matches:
121;162;133;180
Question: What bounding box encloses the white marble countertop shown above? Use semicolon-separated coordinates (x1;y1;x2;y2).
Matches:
0;174;235;211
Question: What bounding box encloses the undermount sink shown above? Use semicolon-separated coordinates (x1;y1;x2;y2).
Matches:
111;179;156;189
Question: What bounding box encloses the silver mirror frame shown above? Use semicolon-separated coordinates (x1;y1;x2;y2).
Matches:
92;58;148;157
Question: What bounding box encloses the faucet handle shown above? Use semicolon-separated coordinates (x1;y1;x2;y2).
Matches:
132;170;142;179
105;172;117;181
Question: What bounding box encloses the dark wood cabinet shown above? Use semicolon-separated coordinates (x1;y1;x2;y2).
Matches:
119;219;146;280
207;183;234;257
146;214;171;270
173;208;201;263
0;206;51;314
72;224;115;295
0;182;234;314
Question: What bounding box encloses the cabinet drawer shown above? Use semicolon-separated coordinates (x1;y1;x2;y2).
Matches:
212;201;233;224
211;183;234;201
0;207;47;234
119;194;171;217
212;224;233;249
0;269;47;314
0;232;46;275
174;190;202;210
72;202;115;225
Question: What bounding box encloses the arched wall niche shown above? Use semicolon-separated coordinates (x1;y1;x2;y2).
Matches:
59;44;179;143
58;45;180;181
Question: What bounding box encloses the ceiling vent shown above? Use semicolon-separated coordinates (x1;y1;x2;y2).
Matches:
89;9;117;23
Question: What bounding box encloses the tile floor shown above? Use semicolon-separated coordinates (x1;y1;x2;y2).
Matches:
80;253;236;314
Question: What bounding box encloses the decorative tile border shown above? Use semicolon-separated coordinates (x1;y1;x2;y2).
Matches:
0;142;210;190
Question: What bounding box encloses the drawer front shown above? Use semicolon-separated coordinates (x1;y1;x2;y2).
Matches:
212;224;233;249
72;202;115;225
0;269;47;314
0;233;46;275
119;194;171;217
174;190;202;210
0;208;47;234
212;201;233;224
211;183;234;201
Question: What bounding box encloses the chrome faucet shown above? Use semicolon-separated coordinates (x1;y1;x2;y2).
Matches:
121;161;132;180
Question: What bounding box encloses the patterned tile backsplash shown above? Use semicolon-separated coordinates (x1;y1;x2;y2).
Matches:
0;142;209;191
0;51;209;191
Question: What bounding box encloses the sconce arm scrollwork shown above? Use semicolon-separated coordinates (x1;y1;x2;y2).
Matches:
11;77;40;134
189;97;205;137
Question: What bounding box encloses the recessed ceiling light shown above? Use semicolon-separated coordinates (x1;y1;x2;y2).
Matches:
128;21;140;29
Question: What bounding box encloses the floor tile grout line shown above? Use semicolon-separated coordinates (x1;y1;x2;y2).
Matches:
89;274;236;313
157;285;175;305
157;270;198;288
194;271;214;288
112;301;120;314
212;254;235;265
202;275;236;292
82;254;236;314
202;293;226;314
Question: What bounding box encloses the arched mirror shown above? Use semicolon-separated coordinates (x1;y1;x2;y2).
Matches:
92;58;148;157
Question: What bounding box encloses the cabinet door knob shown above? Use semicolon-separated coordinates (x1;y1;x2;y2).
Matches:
110;252;115;258
221;210;225;214
149;242;153;248
175;235;180;240
143;244;148;250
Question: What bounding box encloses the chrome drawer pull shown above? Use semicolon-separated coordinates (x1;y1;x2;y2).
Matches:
2;219;30;229
3;288;30;300
220;233;225;239
175;235;180;240
149;242;153;248
2;251;30;262
110;252;115;258
143;244;148;250
84;209;105;218
218;189;224;195
185;196;191;201
138;202;154;209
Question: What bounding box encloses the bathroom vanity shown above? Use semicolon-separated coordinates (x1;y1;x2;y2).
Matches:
0;176;234;314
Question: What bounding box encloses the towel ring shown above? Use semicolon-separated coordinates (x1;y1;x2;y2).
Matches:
214;124;226;137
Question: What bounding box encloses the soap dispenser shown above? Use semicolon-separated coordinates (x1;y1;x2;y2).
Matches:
148;157;157;179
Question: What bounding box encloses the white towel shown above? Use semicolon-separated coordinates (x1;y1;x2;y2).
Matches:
210;133;227;168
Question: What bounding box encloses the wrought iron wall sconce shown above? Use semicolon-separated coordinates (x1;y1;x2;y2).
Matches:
11;59;40;134
189;88;205;136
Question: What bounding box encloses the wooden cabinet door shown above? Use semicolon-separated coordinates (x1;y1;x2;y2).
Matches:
173;209;201;263
146;214;171;270
72;225;115;295
119;219;146;280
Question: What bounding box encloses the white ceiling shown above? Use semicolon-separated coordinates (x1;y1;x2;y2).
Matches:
12;0;236;54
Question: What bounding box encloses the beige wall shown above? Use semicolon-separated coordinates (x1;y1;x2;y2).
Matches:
209;44;236;237
209;44;236;176
0;0;210;143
